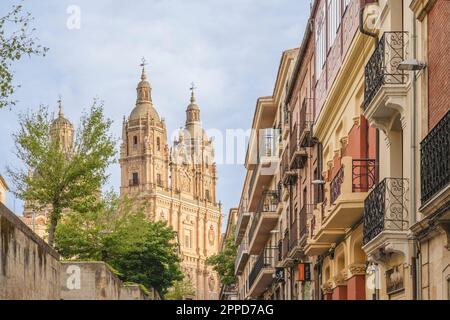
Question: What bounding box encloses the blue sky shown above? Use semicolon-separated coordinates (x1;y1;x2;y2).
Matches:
0;0;310;230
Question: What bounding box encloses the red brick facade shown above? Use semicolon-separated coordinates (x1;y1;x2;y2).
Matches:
428;0;450;130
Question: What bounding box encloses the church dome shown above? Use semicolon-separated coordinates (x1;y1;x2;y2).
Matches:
129;102;160;121
129;62;160;121
51;101;73;130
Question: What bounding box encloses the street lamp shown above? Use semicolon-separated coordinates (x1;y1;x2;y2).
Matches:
398;59;426;71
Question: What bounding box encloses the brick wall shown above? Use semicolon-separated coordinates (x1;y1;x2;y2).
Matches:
0;203;60;300
428;0;450;130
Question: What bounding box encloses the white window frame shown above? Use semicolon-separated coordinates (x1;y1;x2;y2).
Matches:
327;0;341;49
315;5;326;80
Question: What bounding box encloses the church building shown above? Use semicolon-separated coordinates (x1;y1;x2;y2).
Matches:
119;63;223;300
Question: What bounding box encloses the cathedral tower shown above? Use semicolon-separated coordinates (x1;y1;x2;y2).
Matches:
22;98;74;240
119;62;170;198
119;64;222;300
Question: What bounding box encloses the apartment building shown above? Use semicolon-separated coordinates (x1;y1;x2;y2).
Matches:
231;0;449;300
235;48;298;300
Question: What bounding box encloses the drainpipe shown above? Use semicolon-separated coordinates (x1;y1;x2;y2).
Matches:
410;12;421;301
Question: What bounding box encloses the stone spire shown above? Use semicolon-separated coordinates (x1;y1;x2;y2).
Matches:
129;58;160;121
58;95;64;118
186;82;201;126
50;96;74;152
136;57;152;104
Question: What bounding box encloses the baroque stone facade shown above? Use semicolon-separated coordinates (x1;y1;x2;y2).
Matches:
119;65;222;300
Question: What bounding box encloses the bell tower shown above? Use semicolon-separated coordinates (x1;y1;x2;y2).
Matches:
171;85;217;204
119;60;170;198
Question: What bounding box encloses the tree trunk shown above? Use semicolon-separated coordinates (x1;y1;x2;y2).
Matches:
48;220;56;247
48;207;61;247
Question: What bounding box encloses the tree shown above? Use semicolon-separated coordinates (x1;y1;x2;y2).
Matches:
54;192;149;262
0;3;48;109
207;227;237;286
55;193;184;297
7;101;116;246
113;220;184;297
165;279;195;300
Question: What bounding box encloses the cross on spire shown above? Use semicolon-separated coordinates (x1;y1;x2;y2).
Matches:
140;57;148;80
57;95;63;117
190;82;196;102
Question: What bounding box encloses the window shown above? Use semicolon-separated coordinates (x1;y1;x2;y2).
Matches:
327;0;341;49
315;5;326;79
205;190;211;202
133;136;138;145
156;137;161;151
184;229;192;248
157;173;162;187
132;172;139;186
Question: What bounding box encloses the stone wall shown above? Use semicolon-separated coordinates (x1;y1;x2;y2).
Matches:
60;261;123;300
0;203;60;300
60;261;156;300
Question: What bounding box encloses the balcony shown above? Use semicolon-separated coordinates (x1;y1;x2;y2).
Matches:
247;131;278;212
298;99;315;148
281;149;297;187
321;157;376;230
288;204;312;258
279;229;291;266
248;247;276;299
305;157;376;254
420;109;450;215
304;206;332;256
235;202;251;245
363;32;409;130
235;238;249;276
248;191;279;255
363;178;409;256
289;123;308;170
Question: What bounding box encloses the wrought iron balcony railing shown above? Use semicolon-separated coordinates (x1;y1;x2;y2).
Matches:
281;149;297;186
298;99;314;147
282;229;290;259
352;159;377;192
248;190;280;243
329;159;377;205
248;168;258;201
299;204;310;240
421;109;450;204
248;247;276;290
277;239;283;262
330;166;344;205
235;238;249;273
363;178;409;245
289;220;297;251
363;32;408;109
289;122;308;170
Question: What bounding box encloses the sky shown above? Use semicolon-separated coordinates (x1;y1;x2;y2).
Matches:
0;0;310;231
